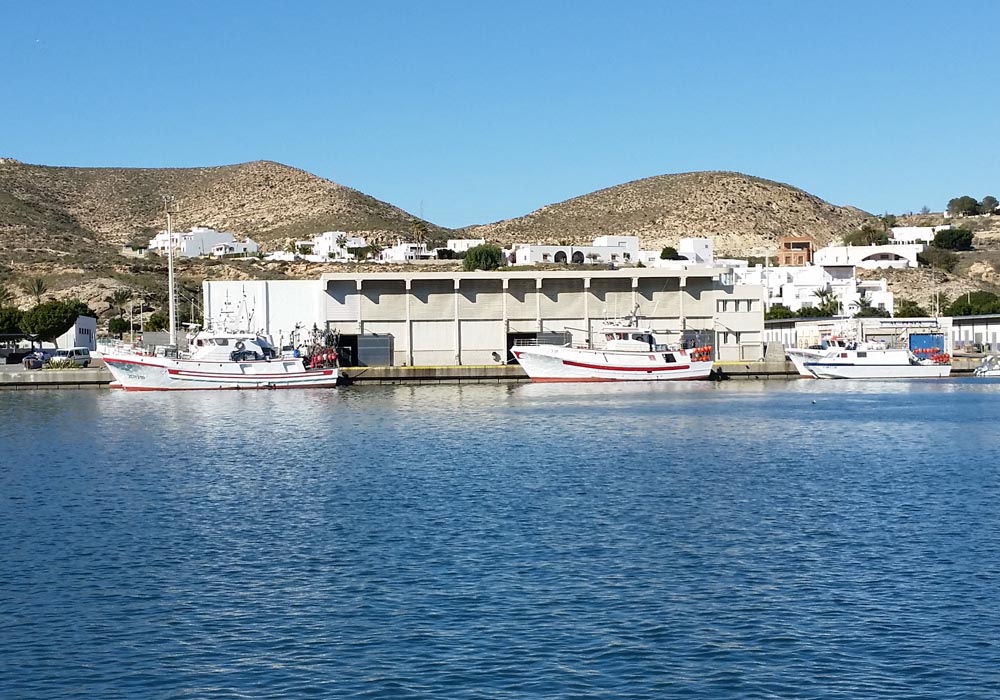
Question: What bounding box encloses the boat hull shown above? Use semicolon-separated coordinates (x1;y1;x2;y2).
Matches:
785;348;824;378
512;346;714;382
103;355;339;391
804;361;951;380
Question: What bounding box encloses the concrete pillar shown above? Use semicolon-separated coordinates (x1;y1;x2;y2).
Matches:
405;279;413;366
454;279;461;365
355;280;364;335
536;278;544;332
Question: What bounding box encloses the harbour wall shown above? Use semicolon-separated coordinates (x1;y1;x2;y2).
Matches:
0;356;984;389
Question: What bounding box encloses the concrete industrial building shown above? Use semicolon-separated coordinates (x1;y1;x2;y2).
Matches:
203;267;765;366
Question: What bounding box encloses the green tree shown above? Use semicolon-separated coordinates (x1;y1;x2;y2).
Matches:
843;223;888;246
854;296;891;318
106;288;132;318
918;247;958;272
0;306;23;334
796;305;820;317
932;226;973;251
21;277;49;304
0;284;13;307
659;246;685;260
811;289;840;317
979;195;998;215
945;291;1000;316
18;300;80;342
947;196;980;217
764;303;795;320
146;311;168;332
895;298;928;317
108;317;130;338
463;244;504;271
880;214;898;231
64;299;97;319
410;219;429;243
436;248;456;260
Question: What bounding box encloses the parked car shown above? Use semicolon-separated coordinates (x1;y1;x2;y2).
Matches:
52;347;92;367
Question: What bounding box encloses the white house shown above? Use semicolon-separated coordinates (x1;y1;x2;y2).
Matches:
890;225;951;245
734;264;894;316
297;231;368;261
513;235;640;266
446;239;486;253
814;244;922;270
148;226;239;258
636;238;718;267
210;238;260;258
378;241;434;263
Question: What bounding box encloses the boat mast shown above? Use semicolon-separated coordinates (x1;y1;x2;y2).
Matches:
163;195;177;346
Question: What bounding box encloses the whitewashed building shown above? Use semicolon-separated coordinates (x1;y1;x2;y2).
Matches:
204;266;766;365
296;231;368;261
734;264;893;316
446;239;486;253
814;244;922;270
890;225;951;245
148;226;239;258
210;238;260;258
636;238;720;267
513;235;640;266
56;315;98;350
378;241;434;263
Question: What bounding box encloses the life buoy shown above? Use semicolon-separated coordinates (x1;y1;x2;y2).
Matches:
235;341;245;351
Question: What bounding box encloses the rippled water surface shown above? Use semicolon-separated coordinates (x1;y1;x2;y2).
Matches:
2;380;1000;698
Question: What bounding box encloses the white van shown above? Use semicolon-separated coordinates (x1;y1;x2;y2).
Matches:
53;347;92;367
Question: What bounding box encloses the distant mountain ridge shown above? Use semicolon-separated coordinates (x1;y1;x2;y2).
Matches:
465;171;871;255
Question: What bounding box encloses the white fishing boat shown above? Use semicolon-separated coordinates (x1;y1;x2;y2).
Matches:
101;329;339;391
101;200;339;391
511;315;714;382
802;344;950;379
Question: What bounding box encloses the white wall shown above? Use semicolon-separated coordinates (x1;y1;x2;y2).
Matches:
56;315;98;350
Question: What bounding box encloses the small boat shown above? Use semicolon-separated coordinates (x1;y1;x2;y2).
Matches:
973;354;1000;377
802;343;950;379
102;328;340;391
786;334;852;378
511;316;714;382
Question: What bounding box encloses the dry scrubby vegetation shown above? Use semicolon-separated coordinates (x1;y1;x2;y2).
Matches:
2;157;999;322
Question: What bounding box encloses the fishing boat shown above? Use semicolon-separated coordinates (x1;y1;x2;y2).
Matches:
101;200;340;391
801;343;951;379
511;314;714;382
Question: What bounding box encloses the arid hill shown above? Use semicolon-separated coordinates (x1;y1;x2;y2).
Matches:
465;171;871;256
0;158;438;251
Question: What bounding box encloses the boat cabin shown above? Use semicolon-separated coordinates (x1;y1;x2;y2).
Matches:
601;326;669;352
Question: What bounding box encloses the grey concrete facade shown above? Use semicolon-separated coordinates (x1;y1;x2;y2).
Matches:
205;267;765;366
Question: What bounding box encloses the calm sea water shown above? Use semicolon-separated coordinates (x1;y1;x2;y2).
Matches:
2;380;999;699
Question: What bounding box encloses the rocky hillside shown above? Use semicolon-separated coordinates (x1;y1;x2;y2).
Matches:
0;158;439;251
464;171;872;256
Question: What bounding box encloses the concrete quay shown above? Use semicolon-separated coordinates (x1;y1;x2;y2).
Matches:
0;357;982;389
0;366;114;390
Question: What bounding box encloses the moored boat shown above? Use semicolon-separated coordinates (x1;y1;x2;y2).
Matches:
102;328;339;391
802;344;950;379
512;317;714;382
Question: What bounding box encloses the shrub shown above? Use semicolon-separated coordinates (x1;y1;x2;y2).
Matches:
895;299;928;317
463;244;504;271
918;247;958;272
764;304;795;320
945;291;1000;316
659;246;685;260
931;226;973;251
843;223;888;246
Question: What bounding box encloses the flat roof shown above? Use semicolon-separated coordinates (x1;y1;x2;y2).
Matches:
318;265;726;285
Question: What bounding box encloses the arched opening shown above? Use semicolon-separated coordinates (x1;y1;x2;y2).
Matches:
571;251;585;264
554;250;567;263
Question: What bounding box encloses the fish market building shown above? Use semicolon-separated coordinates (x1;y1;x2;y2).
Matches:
203;267;765;366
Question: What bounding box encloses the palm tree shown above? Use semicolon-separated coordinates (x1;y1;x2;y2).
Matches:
21;277;48;305
0;284;13;307
811;289;840;317
106;288;132;318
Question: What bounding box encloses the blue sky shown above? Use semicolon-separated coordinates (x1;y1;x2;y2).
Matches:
4;1;998;228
